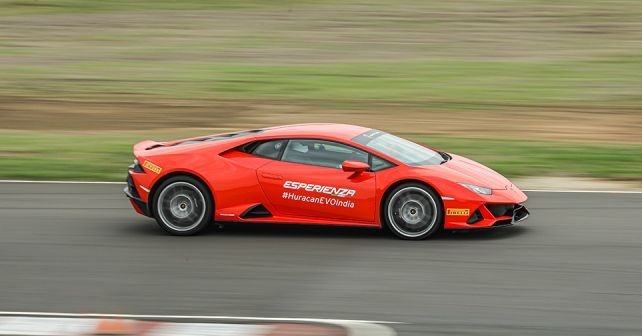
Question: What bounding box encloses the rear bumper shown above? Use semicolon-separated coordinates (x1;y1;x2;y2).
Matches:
124;174;151;217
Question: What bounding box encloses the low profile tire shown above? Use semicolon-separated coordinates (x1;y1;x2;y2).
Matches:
152;176;213;236
383;183;443;240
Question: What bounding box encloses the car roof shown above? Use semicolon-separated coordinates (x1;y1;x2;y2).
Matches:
258;123;371;141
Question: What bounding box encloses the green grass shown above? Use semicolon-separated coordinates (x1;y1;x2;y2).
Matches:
416;136;642;181
0;132;138;181
1;131;640;181
4;57;641;111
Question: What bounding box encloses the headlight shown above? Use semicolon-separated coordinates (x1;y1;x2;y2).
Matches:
459;183;492;195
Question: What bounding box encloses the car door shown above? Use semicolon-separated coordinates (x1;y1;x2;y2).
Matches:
257;139;377;223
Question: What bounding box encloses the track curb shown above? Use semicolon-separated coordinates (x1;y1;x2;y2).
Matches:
0;312;397;336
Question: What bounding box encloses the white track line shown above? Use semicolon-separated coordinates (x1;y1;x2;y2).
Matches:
0;311;400;325
1;180;641;194
523;189;642;194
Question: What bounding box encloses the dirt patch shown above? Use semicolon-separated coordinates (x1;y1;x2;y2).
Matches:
2;3;641;63
2;96;641;143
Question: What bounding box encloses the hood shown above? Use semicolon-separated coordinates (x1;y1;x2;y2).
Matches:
435;154;512;190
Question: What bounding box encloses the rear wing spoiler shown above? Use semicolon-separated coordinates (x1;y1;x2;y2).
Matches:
133;140;165;156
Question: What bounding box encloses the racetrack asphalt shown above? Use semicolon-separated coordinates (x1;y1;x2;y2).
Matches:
1;182;641;336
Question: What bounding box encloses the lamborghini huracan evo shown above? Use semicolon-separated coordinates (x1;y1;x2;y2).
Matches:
125;124;529;239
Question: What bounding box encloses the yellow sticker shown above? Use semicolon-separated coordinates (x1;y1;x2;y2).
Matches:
142;160;162;174
447;208;470;216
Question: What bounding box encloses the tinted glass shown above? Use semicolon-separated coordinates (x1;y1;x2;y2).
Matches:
282;139;368;169
371;155;394;171
353;129;444;166
251;139;286;159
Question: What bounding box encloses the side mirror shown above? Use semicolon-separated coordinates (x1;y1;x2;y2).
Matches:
342;160;370;174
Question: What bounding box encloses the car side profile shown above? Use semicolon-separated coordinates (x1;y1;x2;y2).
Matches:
125;124;529;240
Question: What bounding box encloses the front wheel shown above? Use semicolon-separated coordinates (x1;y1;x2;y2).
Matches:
383;183;442;240
152;176;213;236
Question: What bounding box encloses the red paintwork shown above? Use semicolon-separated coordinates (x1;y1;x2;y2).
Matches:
128;123;528;230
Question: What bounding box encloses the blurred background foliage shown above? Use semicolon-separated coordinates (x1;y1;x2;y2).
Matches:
0;0;641;181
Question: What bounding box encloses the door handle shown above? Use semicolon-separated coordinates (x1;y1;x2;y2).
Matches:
261;172;283;180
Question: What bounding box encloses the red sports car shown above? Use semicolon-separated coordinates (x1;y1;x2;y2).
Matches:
125;124;529;239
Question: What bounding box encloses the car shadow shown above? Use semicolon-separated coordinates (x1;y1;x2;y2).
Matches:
120;218;165;235
123;218;528;241
212;222;389;240
437;225;530;241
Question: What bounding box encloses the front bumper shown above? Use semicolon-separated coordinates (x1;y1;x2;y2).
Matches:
445;203;530;230
484;204;530;228
442;186;530;230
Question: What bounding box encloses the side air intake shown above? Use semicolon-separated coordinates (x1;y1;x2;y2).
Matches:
240;204;272;219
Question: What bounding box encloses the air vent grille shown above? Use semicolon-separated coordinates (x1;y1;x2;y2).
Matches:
240;204;272;219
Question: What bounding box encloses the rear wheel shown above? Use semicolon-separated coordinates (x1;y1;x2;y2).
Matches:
383;183;442;240
152;176;213;235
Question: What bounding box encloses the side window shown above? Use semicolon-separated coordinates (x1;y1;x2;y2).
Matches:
282;139;368;169
250;140;286;160
371;155;394;171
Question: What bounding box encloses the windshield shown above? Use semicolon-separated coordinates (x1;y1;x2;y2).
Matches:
352;129;444;166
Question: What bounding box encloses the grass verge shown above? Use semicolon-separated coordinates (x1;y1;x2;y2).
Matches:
1;130;640;182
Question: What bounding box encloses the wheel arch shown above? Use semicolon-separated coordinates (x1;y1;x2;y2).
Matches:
379;179;444;227
148;171;215;217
